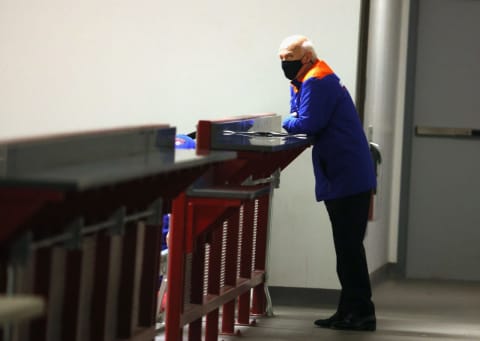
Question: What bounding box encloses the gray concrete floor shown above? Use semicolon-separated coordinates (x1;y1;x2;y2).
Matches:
157;279;480;340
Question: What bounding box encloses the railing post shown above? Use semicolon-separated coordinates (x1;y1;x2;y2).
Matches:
165;193;187;341
187;235;205;341
237;201;255;325
251;195;270;316
205;226;222;341
221;214;240;335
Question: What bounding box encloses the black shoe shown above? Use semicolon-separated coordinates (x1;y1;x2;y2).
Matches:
314;311;343;328
330;313;376;331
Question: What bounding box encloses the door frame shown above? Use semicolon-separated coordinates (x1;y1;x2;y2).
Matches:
397;0;420;277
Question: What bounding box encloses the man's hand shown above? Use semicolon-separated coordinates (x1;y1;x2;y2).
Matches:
282;115;297;132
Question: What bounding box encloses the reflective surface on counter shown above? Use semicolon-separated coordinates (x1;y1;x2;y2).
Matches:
209;115;311;151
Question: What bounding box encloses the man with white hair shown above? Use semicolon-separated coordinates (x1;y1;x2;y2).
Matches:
279;35;377;331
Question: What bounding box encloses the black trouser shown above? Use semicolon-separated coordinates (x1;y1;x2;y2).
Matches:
324;190;375;316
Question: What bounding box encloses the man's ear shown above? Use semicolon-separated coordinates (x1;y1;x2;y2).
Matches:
302;51;312;64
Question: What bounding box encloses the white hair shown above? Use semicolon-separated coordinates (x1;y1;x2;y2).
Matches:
280;35;318;62
302;39;318;62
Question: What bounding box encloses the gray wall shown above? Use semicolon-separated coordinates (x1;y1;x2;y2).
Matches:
0;0;360;140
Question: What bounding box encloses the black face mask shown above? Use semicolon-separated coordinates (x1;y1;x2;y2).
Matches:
281;60;303;80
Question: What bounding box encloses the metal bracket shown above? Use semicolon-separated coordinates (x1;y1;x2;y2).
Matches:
8;232;32;267
147;198;163;225
241;168;281;189
271;168;281;189
108;206;126;236
64;218;84;250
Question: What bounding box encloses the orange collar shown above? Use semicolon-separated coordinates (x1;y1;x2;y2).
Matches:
301;60;334;82
292;60;334;92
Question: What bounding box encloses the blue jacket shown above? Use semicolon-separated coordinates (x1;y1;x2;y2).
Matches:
282;60;376;201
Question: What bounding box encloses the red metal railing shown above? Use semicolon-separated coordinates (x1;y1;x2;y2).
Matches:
163;116;309;340
0;166;214;341
165;187;271;341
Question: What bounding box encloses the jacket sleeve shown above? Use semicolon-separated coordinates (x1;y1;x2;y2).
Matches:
289;86;296;113
282;76;341;135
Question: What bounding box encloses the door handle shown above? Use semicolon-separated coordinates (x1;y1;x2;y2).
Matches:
415;126;480;138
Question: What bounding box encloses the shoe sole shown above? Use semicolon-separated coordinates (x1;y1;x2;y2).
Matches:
331;322;376;332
